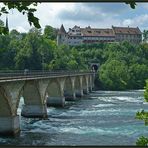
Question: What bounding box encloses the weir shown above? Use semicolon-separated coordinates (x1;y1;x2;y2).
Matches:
0;71;95;136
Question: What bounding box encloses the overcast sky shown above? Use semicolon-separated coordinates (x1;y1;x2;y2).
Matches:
1;2;148;33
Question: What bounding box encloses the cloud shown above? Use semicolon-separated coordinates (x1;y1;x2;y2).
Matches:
56;3;138;30
122;14;148;29
56;3;133;31
57;3;131;22
11;26;27;33
34;3;76;29
58;4;104;22
0;2;148;32
140;3;148;10
82;3;129;14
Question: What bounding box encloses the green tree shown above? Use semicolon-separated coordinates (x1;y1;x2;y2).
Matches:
129;64;148;89
44;25;58;40
15;28;42;70
0;19;4;27
99;59;130;90
143;30;148;42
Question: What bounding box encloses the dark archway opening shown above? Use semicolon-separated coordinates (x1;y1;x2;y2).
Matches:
91;64;98;72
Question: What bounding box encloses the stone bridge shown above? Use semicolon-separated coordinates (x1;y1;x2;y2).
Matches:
0;71;95;136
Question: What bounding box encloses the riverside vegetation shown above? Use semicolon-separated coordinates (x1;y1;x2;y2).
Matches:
0;24;148;90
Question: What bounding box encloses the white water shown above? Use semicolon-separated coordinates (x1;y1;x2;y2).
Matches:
1;90;148;146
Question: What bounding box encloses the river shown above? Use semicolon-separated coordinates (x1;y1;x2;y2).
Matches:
0;90;148;146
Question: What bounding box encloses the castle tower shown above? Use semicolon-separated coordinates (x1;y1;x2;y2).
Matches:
5;16;9;33
57;24;67;46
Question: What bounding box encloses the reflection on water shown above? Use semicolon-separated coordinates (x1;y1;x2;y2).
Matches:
0;90;148;146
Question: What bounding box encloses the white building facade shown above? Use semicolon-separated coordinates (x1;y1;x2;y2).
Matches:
57;25;142;46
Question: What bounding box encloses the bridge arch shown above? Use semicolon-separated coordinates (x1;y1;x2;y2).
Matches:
46;79;61;97
63;77;76;101
75;76;83;97
21;80;47;118
88;75;93;92
46;78;65;107
82;75;89;94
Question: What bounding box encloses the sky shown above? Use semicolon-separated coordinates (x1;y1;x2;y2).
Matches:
1;2;148;33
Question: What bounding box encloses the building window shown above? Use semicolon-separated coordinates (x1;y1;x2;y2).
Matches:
87;31;91;33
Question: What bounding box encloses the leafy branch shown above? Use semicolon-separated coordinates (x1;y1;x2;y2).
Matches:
0;2;40;35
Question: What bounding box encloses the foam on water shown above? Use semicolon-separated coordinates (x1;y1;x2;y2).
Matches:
79;108;138;116
92;103;114;107
52;107;138;118
0;90;147;146
97;96;143;103
59;125;141;135
17;97;24;115
47;107;57;114
114;96;142;102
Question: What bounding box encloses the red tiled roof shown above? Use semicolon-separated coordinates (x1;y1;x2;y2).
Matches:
80;28;115;37
112;26;142;34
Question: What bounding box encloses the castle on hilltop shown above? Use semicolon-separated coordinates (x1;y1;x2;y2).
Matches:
57;24;142;46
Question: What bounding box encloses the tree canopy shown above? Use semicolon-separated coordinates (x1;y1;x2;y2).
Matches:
0;26;147;91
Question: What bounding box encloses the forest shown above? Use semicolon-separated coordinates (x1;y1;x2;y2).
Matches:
0;24;148;91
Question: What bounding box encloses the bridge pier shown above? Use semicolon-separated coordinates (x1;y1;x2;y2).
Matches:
21;104;47;118
75;89;84;97
47;96;65;107
64;90;76;101
88;86;93;92
83;88;89;94
64;77;76;101
88;75;94;92
47;78;65;107
75;76;84;98
21;80;48;118
0;115;20;136
83;75;89;95
0;81;24;136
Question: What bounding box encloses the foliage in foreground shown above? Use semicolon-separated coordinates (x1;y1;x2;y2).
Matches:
136;80;148;146
136;110;148;124
0;2;40;35
144;80;148;102
136;136;148;146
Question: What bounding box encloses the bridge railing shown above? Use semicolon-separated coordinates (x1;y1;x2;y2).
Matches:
0;70;94;80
